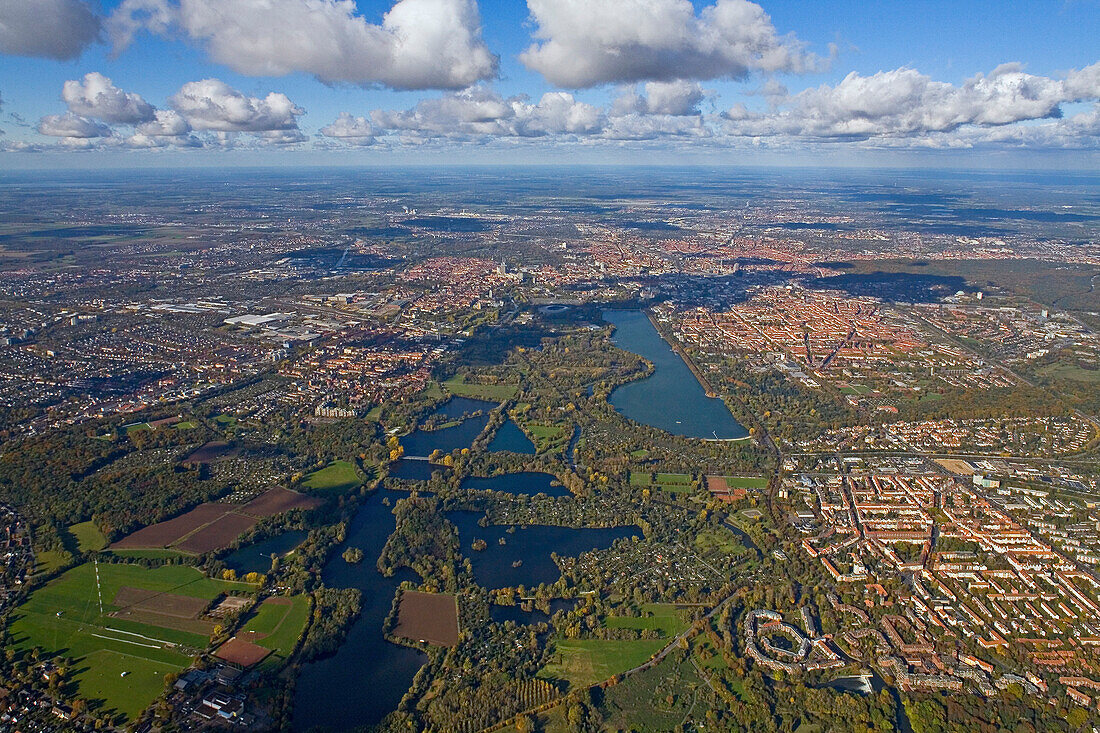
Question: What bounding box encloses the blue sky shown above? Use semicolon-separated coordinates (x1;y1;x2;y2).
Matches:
1;0;1099;166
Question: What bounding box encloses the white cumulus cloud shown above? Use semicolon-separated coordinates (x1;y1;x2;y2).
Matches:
37;112;113;138
62;72;156;124
169;79;304;132
108;0;497;90
520;0;820;88
320;113;376;145
0;0;100;60
135;109;192;137
368;87;605;140
723;62;1100;140
613;81;708;116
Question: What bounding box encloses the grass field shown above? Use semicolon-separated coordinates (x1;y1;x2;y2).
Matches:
590;650;715;733
35;549;72;575
630;472;692;486
444;375;518;401
238;595;310;670
694;528;746;556
69;521;108;553
721;476;769;489
525;422;570;453
629;472;696;494
174;421;197;430
604;605;688;638
213;414;237;426
302;460;362;494
1037;362;1100;383
108;548;188;560
7;562;253;720
539;638;667;689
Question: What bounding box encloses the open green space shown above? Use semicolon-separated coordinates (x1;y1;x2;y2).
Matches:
594;650;716;733
173;421;198;430
630;472;692;486
302;460;363;494
74;649;180;721
525;422;570;452
444;374;517;401
539;638;667;689
69;521;108;553
694;528;746;556
721;476;769;489
240;595;311;669
6;562;252;720
604;604;688;638
630;472;696;493
420;381;445;401
124;423;152;435
691;635;730;673
35;550;72;575
213;414;237;426
1036;362;1100;384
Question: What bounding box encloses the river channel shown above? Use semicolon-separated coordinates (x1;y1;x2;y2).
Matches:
292;493;424;731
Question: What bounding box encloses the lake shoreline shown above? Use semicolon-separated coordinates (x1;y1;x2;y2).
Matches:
604;309;748;440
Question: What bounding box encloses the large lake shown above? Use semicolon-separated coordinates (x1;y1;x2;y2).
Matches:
605;310;748;440
487;420;537;454
398;396;497;457
448;510;639;588
223;530;306;576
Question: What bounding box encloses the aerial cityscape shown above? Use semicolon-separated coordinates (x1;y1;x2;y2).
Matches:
1;1;1100;732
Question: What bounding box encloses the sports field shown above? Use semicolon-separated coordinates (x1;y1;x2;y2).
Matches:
302;460;363;494
6;562;253;719
235;595;311;669
629;472;695;494
719;475;769;489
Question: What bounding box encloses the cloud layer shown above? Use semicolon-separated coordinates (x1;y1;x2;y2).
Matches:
35;74;309;149
520;0;821;88
722;62;1100;140
108;0;497;90
0;0;100;60
11;41;1100;157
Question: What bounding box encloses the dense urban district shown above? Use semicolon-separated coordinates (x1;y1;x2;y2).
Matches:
0;167;1099;733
